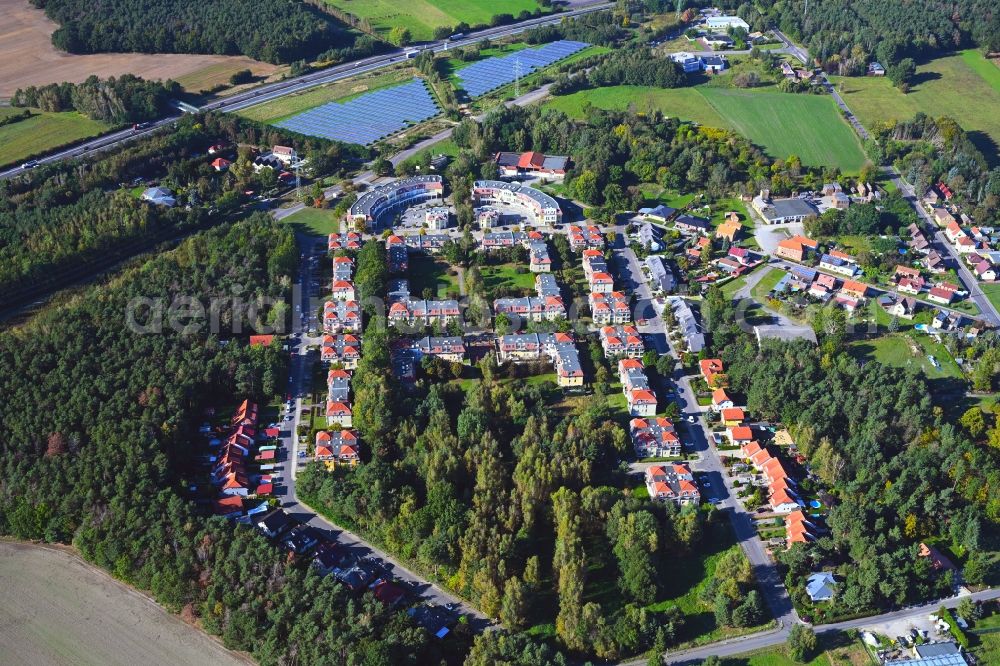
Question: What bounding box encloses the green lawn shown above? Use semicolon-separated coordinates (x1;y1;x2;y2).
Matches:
480;263;536;295
830;50;1000;162
546;85;867;172
282;207;342;235
236;69;418;123
0;111;108;168
981;283;1000;314
722;631;872;665
698;88;867;173
750;268;786;303
409;253;461;296
322;0;546;42
849;332;962;380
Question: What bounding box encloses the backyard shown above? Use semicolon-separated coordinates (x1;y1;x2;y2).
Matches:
480;262;536;295
409;253;461;297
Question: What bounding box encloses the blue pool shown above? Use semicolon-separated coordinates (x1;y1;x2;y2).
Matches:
808;500;822;509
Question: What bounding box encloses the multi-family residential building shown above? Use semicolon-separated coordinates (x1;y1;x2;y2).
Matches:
599;325;645;358
332;255;354;282
589;291;631;325
535;273;561;298
403;234;449;252
630;417;681;457
568;225;605;251
496;332;583;387
315;429;360;466
330;279;356;301
348;175;444;229
320;334;362;368
388;298;461;328
412;336;467;364
528;240;552;273
323;300;361;333
328;231;363;252
493;295;566;323
645;464;700;504
482;230;527;250
472;180;562;226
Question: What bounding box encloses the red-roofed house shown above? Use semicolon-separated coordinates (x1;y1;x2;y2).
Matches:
728;425;753;445
699;358;725;387
211;157;231;172
249;334;274;347
326;401;353;427
720;407;746;427
711;388;734;411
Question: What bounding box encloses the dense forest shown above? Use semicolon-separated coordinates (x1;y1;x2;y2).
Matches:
299;317;764;659
0;111;360;309
703;288;1000;612
743;0;1000;72
0;217;459;664
12;75;180;125
32;0;360;64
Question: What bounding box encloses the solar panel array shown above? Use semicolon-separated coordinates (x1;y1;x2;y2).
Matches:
456;40;590;98
275;78;440;146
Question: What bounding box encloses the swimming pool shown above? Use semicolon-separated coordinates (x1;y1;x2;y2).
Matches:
808;499;822;509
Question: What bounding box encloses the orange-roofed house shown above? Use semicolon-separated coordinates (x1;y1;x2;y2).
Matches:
700;358;725;387
750;447;773;469
841;280;868;299
720;407;746;427
628;389;658;417
727;425;754;445
769;486;800;513
213;495;244;517
645;464;700;505
711;388;734;411
762;457;791;484
741;440;763;459
326;401;353;427
249;334;274;347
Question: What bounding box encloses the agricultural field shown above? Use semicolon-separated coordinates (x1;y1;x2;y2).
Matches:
236;68;418;124
697;88;867;173
0;109;108;167
547;85;867;172
0;0;274;97
0;542;248;666
830;50;1000;161
172;60;284;97
323;0;546;43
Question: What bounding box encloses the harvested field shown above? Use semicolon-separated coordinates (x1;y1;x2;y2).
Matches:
0;541;249;666
0;0;278;98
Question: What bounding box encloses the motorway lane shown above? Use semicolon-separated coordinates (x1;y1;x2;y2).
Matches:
0;2;612;181
276;235;491;629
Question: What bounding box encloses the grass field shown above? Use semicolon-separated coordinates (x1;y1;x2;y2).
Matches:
723;631;871;665
978;282;1000;314
0;542;247;666
282;207;342;236
831;50;1000;162
750;268;786;303
236;68;418;123
480;263;536;295
173;60;283;97
0;111;108;167
323;0;545;42
850;332;962;380
547;85;867;172
409;253;461;296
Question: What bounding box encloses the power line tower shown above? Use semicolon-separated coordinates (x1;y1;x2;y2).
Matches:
514;57;523;98
292;148;301;200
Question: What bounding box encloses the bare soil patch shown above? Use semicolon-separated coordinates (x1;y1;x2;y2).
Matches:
0;0;279;97
0;541;251;666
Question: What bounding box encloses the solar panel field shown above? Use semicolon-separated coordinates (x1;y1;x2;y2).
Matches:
275;78;440;145
455;40;589;98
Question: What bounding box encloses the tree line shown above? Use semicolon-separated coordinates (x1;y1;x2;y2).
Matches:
0;111;360;308
0;217;457;664
12;75;180;125
33;0;360;64
744;0;1000;74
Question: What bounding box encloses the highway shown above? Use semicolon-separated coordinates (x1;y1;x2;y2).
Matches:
0;1;612;181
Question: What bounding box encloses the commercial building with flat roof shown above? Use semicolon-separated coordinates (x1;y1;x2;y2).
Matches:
472;180;561;226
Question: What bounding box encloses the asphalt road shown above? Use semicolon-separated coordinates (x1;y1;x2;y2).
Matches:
275;236;491;630
606;237;798;646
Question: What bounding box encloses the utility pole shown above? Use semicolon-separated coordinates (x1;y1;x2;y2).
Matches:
514;57;523;98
